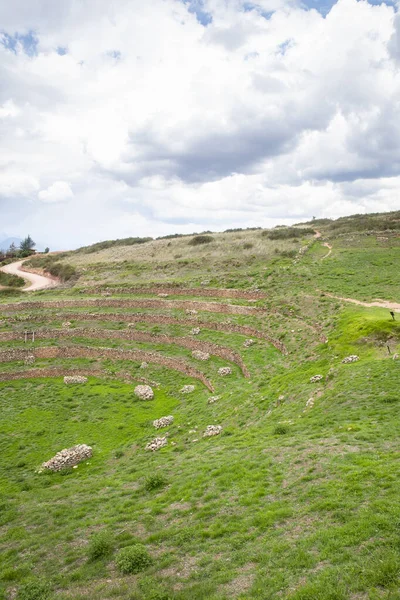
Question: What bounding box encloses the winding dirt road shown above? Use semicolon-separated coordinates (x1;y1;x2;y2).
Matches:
0;260;57;292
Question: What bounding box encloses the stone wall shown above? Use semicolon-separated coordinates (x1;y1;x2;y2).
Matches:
1;298;262;316
3;311;287;354
0;328;250;377
0;346;214;391
79;285;267;300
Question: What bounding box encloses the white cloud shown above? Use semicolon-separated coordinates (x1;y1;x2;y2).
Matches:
38;181;74;203
0;0;399;248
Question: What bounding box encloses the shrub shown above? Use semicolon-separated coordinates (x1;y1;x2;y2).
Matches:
87;531;113;560
262;227;315;240
115;544;152;574
188;235;215;246
0;272;25;288
243;242;253;249
274;425;288;435
17;580;51;600
144;474;167;491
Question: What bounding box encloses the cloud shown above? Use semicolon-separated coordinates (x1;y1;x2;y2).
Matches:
38;181;74;203
0;0;399;248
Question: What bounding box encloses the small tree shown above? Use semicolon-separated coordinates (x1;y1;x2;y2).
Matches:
20;235;36;253
8;242;17;256
44;247;50;254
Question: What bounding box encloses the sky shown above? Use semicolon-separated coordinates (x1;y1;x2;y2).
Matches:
1;0;400;250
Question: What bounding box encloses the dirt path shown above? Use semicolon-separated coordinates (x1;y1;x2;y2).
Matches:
324;292;400;312
321;242;332;259
0;260;57;292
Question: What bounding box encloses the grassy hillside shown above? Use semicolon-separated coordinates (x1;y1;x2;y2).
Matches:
0;211;399;600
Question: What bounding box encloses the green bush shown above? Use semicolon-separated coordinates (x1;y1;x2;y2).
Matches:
144;474;167;491
262;228;315;240
188;235;215;246
115;544;152;574
17;580;51;600
0;272;25;287
274;425;288;435
87;531;113;560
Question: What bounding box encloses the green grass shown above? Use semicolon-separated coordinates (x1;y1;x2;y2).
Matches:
0;272;25;288
0;211;399;599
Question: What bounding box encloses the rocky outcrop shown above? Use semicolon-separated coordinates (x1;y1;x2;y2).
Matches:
342;355;359;364
64;375;88;384
192;350;210;361
134;385;154;400
41;444;92;471
218;367;232;376
203;425;222;437
153;416;174;429
145;437;167;451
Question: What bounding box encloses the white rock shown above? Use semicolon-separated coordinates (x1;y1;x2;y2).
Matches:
180;385;195;394
192;350;210;361
342;355;360;364
42;444;92;472
310;375;323;383
153;416;174;429
243;339;255;348
218;367;232;376
134;385;154;400
64;376;88;385
191;327;201;336
208;396;220;404
145;437;167;452
203;425;222;437
140;362;149;369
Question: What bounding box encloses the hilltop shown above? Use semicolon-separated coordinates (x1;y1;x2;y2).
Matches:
0;210;399;600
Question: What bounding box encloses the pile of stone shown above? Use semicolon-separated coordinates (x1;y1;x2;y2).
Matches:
145;437;167;451
140;362;149;369
158;293;169;297
41;444;93;472
192;350;210;361
218;367;232;376
153;416;174;429
180;385;195;394
243;339;255;348
310;375;323;383
208;396;220;404
186;309;198;315
64;376;88;385
191;327;201;335
134;385;154;400
342;355;359;364
62;321;72;328
203;425;222;437
24;355;35;366
305;398;315;409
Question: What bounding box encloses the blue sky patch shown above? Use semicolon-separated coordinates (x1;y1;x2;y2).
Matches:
301;0;396;16
57;46;68;56
182;0;213;26
1;30;38;56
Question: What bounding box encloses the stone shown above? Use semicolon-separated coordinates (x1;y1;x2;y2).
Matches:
158;293;169;297
208;396;220;404
342;355;359;364
140;362;149;369
186;309;198;315
218;367;232;376
64;376;88;384
153;415;174;429
24;355;35;366
62;321;72;328
145;437;167;451
203;425;222;437
191;350;210;361
306;398;315;408
134;385;154;400
41;444;92;472
191;327;201;335
180;385;195;394
393;353;399;361
310;375;323;383
243;339;255;348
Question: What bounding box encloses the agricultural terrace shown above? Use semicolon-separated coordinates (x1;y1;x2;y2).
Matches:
0;212;400;600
